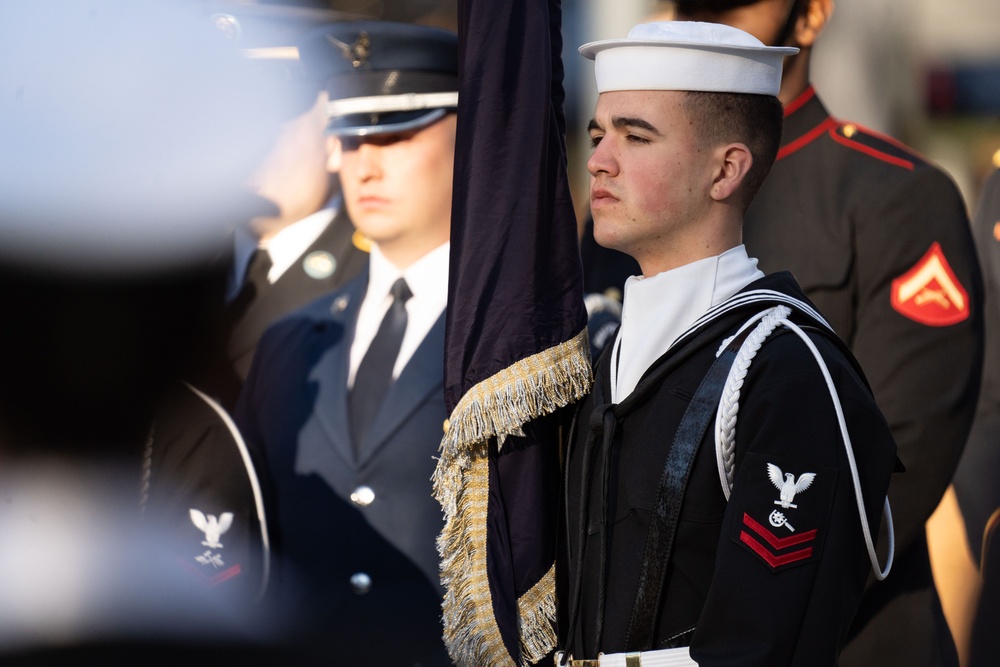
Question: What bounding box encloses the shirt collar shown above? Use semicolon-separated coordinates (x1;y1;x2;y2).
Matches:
779;85;833;149
367;241;451;306
261;206;336;283
612;245;764;402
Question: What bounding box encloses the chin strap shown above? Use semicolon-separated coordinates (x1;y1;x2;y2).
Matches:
714;305;894;581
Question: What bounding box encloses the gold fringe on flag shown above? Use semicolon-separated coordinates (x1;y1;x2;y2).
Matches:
433;328;593;666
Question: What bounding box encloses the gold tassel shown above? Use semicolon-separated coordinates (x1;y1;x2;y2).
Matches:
433;328;593;666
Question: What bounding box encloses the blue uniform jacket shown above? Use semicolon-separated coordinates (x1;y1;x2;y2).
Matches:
235;268;449;666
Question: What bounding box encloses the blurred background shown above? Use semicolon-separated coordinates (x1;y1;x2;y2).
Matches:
242;0;1000;221
1;0;997;658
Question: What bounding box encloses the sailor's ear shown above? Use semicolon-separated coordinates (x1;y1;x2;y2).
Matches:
710;142;753;203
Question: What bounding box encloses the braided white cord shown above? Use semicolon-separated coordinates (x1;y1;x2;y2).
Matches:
775;318;894;580
712;308;894;581
714;306;791;500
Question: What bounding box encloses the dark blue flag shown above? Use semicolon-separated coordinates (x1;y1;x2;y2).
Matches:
431;0;591;664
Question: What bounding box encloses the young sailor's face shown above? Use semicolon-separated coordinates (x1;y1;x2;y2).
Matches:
587;89;715;273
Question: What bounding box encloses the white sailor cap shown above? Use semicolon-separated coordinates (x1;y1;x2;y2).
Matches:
579;21;798;96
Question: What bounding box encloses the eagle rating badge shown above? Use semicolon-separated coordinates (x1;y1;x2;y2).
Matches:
183;508;242;586
732;454;836;573
891;242;970;326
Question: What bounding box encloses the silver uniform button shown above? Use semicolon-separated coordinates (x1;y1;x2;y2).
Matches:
350;572;372;595
350;485;375;507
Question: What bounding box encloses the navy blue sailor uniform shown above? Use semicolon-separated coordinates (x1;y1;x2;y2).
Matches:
742;86;983;667
143;380;269;606
560;272;897;666
234;266;450;666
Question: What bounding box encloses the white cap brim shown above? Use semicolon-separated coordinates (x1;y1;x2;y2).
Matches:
580;22;798;96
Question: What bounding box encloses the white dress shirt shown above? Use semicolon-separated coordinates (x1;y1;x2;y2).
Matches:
228;203;338;301
348;242;450;388
611;245;764;403
261;206;336;284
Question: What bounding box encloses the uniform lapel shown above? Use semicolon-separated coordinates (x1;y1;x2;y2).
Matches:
228;209;367;365
311;271;368;467
356;311;445;465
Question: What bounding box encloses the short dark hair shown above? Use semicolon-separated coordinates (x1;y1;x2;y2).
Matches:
682;91;783;210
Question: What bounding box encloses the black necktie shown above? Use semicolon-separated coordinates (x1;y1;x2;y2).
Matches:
350;278;412;454
226;248;272;330
233;248;272;308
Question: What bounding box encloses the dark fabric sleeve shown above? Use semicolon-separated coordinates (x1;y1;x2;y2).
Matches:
147;383;265;605
692;332;896;666
848;165;983;555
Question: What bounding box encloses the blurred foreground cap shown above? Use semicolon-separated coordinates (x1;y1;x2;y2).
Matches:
579;21;798;96
0;0;291;275
297;21;458;137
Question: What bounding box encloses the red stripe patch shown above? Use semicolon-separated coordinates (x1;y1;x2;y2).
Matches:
740;531;814;568
891;242;970;326
742;513;817;549
178;558;243;587
740;513;818;570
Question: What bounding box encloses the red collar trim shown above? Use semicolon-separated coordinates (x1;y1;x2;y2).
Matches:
776;117;838;161
783;85;815;118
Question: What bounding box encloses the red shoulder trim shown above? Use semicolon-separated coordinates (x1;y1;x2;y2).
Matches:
850;122;929;161
776;117;838;161
830;123;926;171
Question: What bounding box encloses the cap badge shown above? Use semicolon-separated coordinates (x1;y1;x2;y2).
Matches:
209;13;241;42
891;242;970;326
767;463;815;509
327;31;372;69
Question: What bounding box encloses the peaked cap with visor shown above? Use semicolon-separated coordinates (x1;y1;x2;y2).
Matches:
297;21;458;137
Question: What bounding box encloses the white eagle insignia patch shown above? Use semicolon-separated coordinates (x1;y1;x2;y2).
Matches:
767;463;816;509
190;509;234;550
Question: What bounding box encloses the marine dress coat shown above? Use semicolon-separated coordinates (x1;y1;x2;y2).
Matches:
235;267;449;666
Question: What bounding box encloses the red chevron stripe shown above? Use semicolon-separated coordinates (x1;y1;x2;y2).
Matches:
743;513;817;549
741;531;814;568
177;558;243;587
